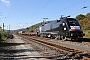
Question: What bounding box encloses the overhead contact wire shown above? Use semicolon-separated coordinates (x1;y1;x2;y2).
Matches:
30;0;52;18
48;0;82;17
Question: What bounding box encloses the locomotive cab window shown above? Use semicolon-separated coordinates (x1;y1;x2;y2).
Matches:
67;18;80;26
69;20;80;26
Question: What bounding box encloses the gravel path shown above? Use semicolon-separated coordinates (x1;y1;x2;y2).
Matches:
0;35;52;60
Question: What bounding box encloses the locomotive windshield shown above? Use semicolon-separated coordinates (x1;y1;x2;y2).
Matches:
67;18;80;26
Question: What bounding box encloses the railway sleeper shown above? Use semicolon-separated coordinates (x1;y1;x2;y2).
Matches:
19;35;90;59
36;39;90;59
30;38;73;55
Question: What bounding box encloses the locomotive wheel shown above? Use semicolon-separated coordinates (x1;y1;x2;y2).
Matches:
60;36;66;40
55;35;61;40
51;35;55;39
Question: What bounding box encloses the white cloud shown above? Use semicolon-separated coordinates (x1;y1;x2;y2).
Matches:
1;0;10;6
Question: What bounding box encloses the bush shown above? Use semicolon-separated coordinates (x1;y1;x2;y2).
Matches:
0;30;9;41
83;30;90;36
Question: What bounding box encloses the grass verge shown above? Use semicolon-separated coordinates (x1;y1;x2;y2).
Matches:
83;30;90;37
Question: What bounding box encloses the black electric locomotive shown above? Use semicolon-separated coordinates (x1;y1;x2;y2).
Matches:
37;17;84;40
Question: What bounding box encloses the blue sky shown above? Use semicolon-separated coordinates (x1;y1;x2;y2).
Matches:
0;0;90;30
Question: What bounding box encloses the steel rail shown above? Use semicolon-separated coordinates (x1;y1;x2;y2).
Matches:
19;35;90;60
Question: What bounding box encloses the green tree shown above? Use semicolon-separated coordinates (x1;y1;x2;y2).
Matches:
86;12;90;20
76;14;85;20
79;18;90;30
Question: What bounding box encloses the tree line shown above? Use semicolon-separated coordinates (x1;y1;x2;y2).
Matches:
76;12;90;30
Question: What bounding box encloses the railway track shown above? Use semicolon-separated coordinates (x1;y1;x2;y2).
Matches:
18;34;90;60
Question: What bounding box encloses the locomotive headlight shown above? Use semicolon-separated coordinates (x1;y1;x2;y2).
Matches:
64;27;66;30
